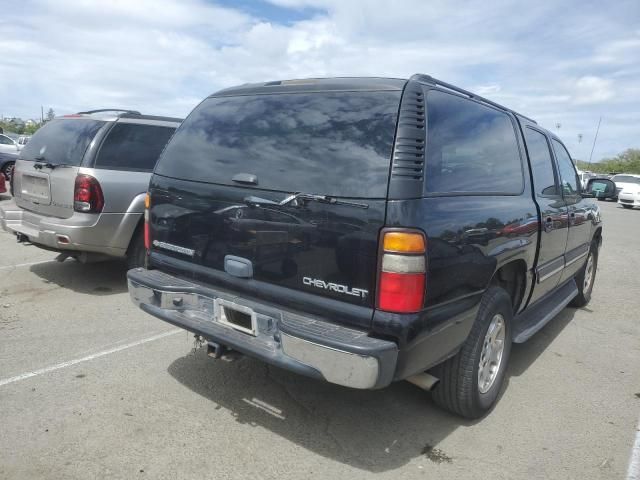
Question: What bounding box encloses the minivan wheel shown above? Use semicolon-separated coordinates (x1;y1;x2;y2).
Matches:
126;228;147;270
570;242;598;308
1;162;15;182
430;286;512;419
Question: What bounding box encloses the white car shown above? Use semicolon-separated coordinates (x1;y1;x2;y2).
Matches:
0;134;19;155
16;135;31;150
611;174;640;202
617;175;640;209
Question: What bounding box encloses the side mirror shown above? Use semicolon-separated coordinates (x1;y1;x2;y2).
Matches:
584;178;616;199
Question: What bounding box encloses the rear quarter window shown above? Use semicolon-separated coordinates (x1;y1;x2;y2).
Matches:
95;123;176;171
19;119;105;166
424;90;524;195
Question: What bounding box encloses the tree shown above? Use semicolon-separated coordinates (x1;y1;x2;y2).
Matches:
577;148;640;174
46;108;55;121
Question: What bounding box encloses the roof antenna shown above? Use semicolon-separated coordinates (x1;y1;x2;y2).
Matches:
588;116;602;166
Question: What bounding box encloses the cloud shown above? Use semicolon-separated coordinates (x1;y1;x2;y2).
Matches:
572;76;614;105
0;0;638;160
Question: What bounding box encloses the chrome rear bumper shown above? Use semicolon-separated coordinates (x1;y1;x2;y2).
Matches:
127;268;398;389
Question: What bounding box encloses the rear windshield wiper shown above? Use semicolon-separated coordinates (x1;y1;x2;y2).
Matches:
244;192;369;209
33;158;74;170
280;192;369;209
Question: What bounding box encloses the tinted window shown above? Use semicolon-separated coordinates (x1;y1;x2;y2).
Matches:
95;123;175;171
552;139;579;195
0;135;14;145
20;119;105;166
524;128;558;196
425;91;523;194
155;91;400;198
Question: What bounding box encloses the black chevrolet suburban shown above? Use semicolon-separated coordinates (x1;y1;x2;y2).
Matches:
127;75;616;418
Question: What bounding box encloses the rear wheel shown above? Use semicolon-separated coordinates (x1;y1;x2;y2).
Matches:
570;241;598;307
126;227;146;270
1;162;14;182
430;286;513;419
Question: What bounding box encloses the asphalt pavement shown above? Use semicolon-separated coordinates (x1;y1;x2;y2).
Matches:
0;194;638;480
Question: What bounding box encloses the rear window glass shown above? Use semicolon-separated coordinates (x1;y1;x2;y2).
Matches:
155;91;401;198
95;123;175;171
424;90;523;194
19;119;105;166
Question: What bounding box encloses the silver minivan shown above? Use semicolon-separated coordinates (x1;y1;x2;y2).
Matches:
0;109;182;268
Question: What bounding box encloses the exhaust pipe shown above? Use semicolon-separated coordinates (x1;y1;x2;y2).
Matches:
406;372;439;391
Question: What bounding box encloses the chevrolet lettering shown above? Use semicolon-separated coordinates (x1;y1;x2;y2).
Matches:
302;277;369;299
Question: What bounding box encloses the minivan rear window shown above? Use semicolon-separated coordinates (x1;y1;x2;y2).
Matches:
19;118;105;166
154;91;401;198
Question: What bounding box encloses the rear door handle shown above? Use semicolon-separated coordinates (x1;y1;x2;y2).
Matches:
544;217;553;232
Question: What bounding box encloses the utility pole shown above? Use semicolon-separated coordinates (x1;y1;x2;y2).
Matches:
41;105;44;124
588;116;602;166
555;122;561;135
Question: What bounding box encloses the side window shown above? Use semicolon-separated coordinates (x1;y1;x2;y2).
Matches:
95;123;175;171
552;139;579;196
425;90;523;194
0;135;14;145
524;128;559;196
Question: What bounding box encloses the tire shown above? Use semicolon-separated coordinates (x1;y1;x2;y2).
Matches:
430;286;513;419
570;241;598;307
597;198;605;202
621;204;632;209
126;227;146;270
1;162;15;182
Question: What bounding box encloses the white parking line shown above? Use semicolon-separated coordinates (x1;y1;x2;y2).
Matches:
0;329;180;387
0;259;59;270
628;416;640;480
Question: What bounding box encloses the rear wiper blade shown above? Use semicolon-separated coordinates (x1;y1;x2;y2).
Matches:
279;192;368;209
33;158;73;170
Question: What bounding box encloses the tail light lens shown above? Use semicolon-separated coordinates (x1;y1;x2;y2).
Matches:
144;192;151;251
73;174;104;213
377;230;426;313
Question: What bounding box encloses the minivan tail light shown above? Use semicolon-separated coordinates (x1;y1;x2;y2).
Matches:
377;230;426;313
144;192;151;251
73;174;104;213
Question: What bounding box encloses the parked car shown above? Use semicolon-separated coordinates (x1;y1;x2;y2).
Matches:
0;151;18;183
617;177;640;209
611;174;640;202
16;135;31;150
0;134;20;166
127;75;615;419
0;109;182;268
0;173;6;195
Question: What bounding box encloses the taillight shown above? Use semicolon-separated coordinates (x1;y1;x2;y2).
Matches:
377;230;426;313
73;174;104;213
144;192;151;251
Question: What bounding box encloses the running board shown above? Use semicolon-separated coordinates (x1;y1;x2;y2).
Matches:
512;279;578;343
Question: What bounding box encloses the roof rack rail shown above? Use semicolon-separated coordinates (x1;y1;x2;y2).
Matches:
76;109;141;116
410;74;537;125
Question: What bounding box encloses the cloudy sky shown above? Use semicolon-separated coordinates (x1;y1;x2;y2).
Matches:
1;0;638;161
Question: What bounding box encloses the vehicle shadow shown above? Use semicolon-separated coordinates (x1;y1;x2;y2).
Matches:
507;307;577;377
167;306;581;472
167;349;471;472
29;259;128;296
